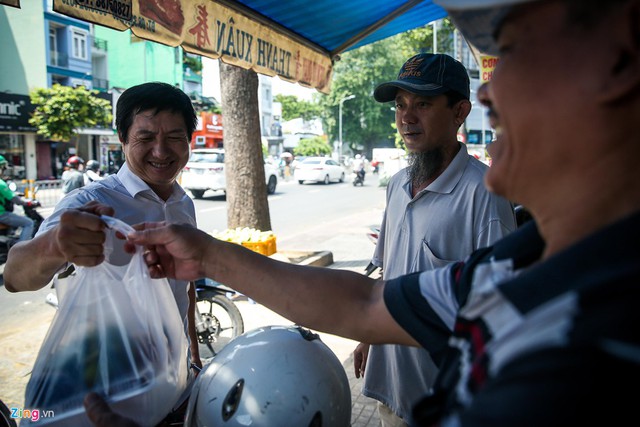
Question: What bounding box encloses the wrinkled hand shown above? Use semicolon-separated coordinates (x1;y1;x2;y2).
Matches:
84;393;140;427
126;222;212;281
354;342;370;378
55;201;114;267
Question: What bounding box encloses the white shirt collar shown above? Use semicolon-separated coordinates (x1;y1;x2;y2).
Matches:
116;162;187;202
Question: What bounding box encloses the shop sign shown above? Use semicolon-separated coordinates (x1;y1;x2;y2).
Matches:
53;0;333;93
0;93;36;132
99;134;121;145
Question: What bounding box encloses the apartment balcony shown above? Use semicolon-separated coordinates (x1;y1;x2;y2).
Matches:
92;77;109;91
49;51;69;68
92;36;108;52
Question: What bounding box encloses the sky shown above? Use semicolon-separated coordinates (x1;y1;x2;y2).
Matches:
202;58;316;102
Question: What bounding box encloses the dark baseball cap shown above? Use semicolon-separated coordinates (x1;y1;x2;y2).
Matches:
374;53;470;103
434;0;534;56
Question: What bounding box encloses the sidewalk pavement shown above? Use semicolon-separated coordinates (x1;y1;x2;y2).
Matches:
272;201;386;426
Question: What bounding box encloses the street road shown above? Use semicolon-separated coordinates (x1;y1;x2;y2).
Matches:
0;172;387;410
192;172;386;249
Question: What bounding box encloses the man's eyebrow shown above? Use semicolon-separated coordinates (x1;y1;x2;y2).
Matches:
134;128;186;135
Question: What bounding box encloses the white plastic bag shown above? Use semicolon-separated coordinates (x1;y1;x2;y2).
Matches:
24;216;188;426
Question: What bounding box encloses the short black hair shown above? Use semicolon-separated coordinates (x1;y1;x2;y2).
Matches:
115;82;198;142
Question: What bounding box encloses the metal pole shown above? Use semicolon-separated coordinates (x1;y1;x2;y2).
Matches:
433;21;438;54
339;100;343;158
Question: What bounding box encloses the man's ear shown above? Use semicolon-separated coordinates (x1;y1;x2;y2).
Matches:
455;100;472;126
117;131;125;144
598;0;640;103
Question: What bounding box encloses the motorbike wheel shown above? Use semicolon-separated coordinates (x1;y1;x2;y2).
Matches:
195;292;245;359
0;398;17;427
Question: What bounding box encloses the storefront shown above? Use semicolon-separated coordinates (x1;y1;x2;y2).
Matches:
191;112;223;149
0;92;87;180
0;92;37;180
99;134;124;174
0;91;118;180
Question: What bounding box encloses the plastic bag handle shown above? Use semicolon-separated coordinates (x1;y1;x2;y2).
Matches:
100;215;135;236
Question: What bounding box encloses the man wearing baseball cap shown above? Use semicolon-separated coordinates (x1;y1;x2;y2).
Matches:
353;52;516;426
84;0;640;425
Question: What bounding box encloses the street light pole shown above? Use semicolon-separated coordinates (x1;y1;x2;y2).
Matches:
338;94;356;160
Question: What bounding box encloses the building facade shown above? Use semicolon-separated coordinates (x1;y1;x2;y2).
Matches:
0;0;205;180
1;0;112;180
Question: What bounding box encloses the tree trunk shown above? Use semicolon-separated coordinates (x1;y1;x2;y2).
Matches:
219;61;272;231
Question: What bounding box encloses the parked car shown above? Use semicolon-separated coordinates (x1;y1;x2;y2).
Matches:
294;157;346;184
180;148;278;198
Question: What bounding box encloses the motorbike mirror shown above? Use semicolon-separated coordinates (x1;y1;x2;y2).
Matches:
8;182;17;192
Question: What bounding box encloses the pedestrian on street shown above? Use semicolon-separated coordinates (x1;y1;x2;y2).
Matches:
84;159;104;185
61;155;85;194
353;52;516;426
4;82;203;423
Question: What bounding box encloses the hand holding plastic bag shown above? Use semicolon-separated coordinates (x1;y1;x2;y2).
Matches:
24;216;188;426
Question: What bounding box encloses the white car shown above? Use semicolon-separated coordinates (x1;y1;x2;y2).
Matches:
180;148;278;199
294;157;346;185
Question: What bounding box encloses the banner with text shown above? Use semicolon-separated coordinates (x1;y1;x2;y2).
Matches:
479;55;498;82
467;41;499;83
53;0;333;93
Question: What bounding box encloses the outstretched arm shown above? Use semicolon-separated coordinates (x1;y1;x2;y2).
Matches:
4;201;114;292
128;222;418;346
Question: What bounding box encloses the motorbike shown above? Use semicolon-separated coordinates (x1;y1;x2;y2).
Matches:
193;278;245;359
0;195;44;264
44;276;245;361
0;398;17;427
352;168;365;186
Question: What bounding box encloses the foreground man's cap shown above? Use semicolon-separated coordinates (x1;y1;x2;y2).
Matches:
435;0;535;55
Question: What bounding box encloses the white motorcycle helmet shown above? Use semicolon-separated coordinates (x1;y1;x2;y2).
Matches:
185;325;351;427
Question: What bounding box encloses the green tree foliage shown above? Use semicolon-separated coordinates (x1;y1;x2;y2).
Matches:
316;38;403;157
274;94;321;121
395;18;455;59
183;52;203;74
29;84;112;142
294;136;332;157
